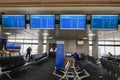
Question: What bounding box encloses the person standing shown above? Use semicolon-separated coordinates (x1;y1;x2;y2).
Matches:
26;46;32;60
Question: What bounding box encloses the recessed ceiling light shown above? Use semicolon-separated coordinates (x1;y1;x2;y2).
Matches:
4;32;11;35
42;33;48;36
83;37;88;39
89;34;96;36
48;37;53;39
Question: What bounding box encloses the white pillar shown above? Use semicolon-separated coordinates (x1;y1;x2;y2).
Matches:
83;40;89;55
92;35;98;59
38;38;43;53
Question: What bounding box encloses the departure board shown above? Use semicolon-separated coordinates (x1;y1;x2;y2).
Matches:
91;15;119;30
2;15;26;29
30;15;55;29
60;15;86;30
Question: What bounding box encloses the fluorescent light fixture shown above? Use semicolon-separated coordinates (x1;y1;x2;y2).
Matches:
83;37;88;39
42;33;48;36
4;32;11;35
88;33;96;36
48;37;53;39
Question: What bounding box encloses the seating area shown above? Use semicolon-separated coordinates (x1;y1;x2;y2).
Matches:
87;55;98;65
30;53;47;61
80;53;86;60
0;56;25;78
100;58;120;80
53;60;90;80
0;52;48;79
0;57;119;80
53;61;71;80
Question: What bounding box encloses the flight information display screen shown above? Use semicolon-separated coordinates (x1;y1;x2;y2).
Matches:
91;15;119;30
2;15;26;29
60;15;86;30
30;15;55;29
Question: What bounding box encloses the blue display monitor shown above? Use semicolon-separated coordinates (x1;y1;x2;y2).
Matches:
66;52;72;57
6;43;21;50
60;15;86;30
2;15;26;29
30;15;55;29
0;38;7;43
91;15;119;30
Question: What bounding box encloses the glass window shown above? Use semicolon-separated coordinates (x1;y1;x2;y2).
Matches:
105;41;114;45
89;46;92;56
23;44;31;53
43;40;47;44
96;40;120;58
32;40;38;43
7;36;39;56
98;41;105;45
31;44;38;54
105;37;114;40
115;47;120;55
20;45;24;55
43;44;46;53
98;46;105;58
115;42;120;45
16;39;23;43
8;39;15;42
89;41;92;44
24;40;32;43
105;46;114;55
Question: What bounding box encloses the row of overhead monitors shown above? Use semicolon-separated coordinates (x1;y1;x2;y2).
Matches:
1;14;119;30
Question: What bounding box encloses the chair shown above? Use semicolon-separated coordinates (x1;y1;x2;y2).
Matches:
114;63;120;80
73;65;90;80
0;56;26;79
53;61;71;80
0;66;11;79
100;59;106;70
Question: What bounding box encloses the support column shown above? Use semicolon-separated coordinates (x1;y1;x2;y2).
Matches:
92;34;98;59
38;38;43;53
84;40;89;55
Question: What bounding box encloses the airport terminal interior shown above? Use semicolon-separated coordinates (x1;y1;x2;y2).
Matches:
0;0;120;80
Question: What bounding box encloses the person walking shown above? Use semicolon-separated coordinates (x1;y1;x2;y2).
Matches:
26;46;32;60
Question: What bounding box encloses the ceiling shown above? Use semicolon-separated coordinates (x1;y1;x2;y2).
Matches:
0;7;120;14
